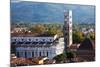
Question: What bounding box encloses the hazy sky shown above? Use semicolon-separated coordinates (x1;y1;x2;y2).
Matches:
11;0;95;5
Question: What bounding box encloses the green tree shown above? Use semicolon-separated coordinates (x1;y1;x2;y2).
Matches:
73;31;84;44
66;52;74;62
53;52;75;63
46;28;63;36
29;25;46;34
88;32;95;40
53;53;66;63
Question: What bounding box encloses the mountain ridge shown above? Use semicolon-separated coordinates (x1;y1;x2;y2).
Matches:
11;1;95;24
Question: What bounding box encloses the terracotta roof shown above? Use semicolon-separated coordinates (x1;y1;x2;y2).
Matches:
69;44;80;49
11;58;36;65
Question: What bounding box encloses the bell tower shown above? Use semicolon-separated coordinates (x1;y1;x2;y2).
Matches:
63;10;72;51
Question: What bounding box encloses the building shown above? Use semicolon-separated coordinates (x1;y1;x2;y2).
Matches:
76;38;95;62
11;58;35;66
11;56;55;66
11;34;64;59
63;10;72;51
11;27;29;33
11;10;72;60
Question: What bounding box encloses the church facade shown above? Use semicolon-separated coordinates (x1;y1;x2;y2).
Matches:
11;34;64;59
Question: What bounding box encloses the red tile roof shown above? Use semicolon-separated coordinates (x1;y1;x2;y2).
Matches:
11;58;36;65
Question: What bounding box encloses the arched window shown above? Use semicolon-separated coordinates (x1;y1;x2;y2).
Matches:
50;39;52;41
29;39;31;41
14;39;16;41
17;52;19;57
21;39;24;41
25;51;27;58
39;52;41;56
42;39;45;41
32;51;34;57
36;39;38;41
47;51;48;57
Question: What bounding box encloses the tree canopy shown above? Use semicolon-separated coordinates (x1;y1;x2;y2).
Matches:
29;25;46;34
88;32;95;40
73;31;84;44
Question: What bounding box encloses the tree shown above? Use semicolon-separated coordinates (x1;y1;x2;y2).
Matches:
88;32;95;40
46;28;63;36
53;53;66;63
66;52;74;62
53;52;75;63
29;25;46;34
73;31;84;44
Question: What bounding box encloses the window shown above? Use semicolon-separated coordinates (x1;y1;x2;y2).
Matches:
64;18;67;21
65;33;68;35
17;52;19;57
14;39;16;41
47;52;48;57
27;51;32;58
36;39;38;41
70;21;72;24
32;51;34;57
29;39;31;41
50;39;52;41
69;16;72;18
21;39;24;41
42;39;45;41
25;52;27;58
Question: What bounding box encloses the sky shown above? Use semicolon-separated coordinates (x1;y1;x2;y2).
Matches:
11;0;95;5
11;0;95;23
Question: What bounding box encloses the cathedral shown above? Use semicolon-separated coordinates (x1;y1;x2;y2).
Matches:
11;10;73;59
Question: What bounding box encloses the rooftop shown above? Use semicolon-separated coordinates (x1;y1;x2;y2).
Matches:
78;38;95;50
11;33;56;37
11;57;48;65
14;42;56;47
11;58;36;65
